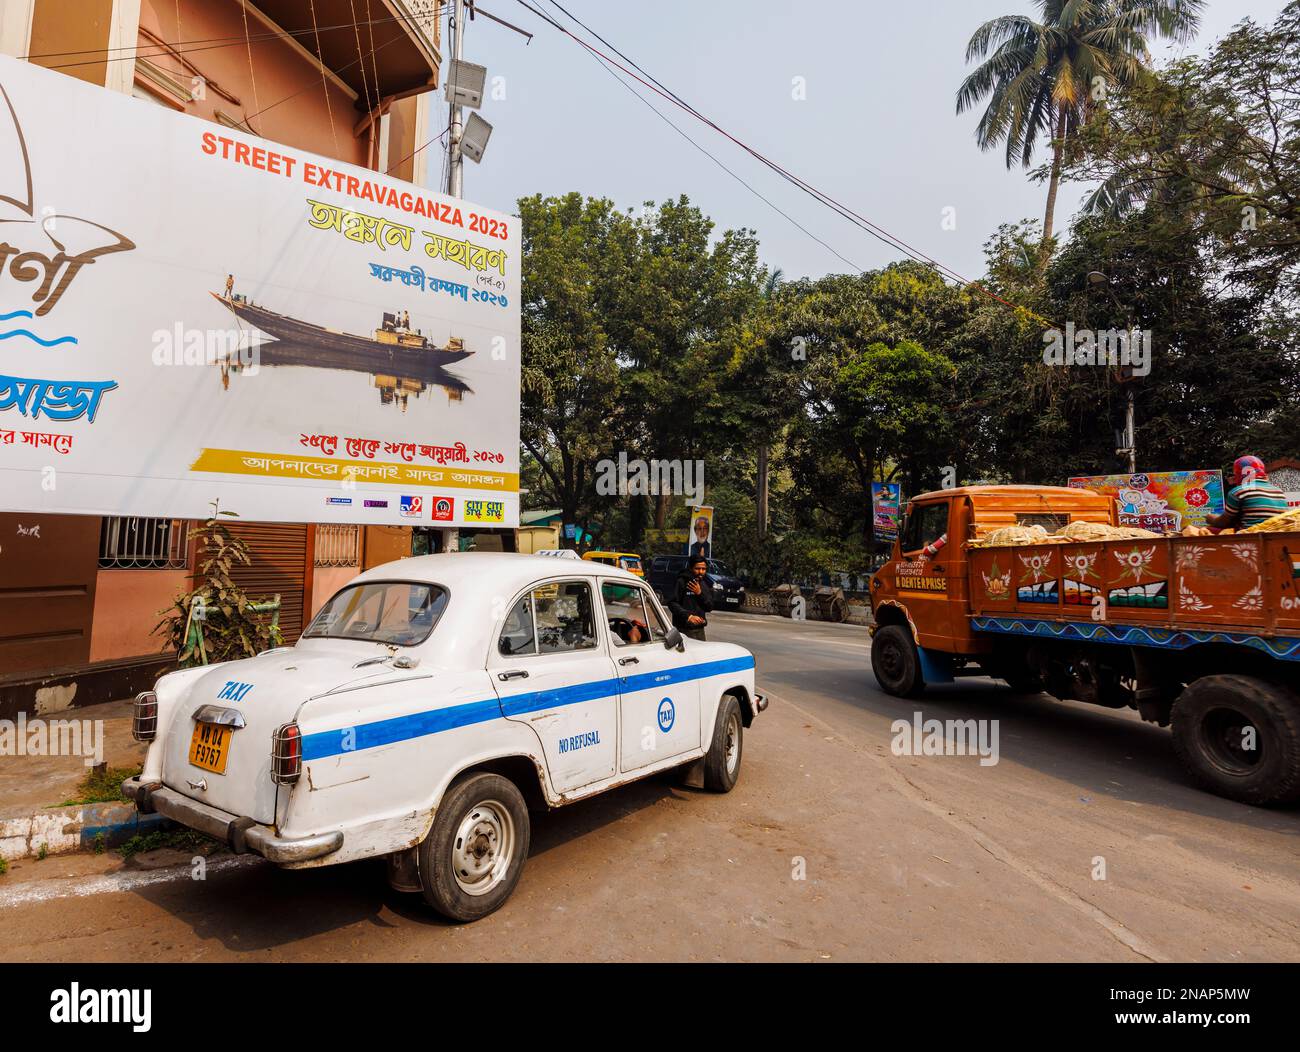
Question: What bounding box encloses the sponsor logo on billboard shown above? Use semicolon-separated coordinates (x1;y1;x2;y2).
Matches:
363;499;388;508
400;495;424;518
464;499;504;523
325;496;352;506
431;497;454;521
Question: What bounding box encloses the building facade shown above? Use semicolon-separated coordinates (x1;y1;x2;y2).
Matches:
0;0;446;715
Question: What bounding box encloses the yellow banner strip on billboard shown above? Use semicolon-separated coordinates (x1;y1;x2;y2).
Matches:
190;448;519;492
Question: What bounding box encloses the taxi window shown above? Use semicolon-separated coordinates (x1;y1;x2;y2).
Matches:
619;556;642;571
498;595;535;656
601;582;667;647
533;581;597;654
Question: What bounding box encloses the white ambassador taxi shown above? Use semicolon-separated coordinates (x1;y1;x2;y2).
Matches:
124;552;765;922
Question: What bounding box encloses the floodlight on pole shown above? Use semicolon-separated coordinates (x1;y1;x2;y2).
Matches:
460;112;493;164
445;59;487;109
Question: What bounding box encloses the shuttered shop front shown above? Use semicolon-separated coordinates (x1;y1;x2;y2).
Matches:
227;524;309;643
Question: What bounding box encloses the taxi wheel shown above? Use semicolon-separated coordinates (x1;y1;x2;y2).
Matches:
419;772;530;922
703;695;743;792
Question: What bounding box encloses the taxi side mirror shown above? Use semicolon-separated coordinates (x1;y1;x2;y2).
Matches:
663;627;684;651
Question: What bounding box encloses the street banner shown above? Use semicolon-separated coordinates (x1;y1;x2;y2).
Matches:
872;481;901;541
643;528;687;548
1067;470;1224;532
685;506;714;559
0;55;520;527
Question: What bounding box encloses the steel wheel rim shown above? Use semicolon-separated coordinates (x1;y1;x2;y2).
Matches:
724;712;741;775
1199;707;1263;775
878;638;905;682
451;799;515;896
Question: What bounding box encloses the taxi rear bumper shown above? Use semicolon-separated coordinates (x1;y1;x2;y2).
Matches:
122;776;342;864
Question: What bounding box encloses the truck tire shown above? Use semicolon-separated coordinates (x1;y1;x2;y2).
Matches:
1170;675;1300;806
703;694;743;792
418;772;530;922
872;624;925;697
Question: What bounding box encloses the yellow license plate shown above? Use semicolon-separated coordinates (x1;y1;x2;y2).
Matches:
189;722;232;775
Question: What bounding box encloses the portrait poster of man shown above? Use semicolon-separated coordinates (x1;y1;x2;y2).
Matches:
686;505;714;559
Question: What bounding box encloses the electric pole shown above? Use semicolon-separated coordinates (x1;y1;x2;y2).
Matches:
446;0;465;198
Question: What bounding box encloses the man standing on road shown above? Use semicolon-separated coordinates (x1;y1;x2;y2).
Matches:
669;555;713;641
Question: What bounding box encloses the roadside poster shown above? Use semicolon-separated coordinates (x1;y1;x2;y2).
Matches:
872;481;902;540
685;506;714;559
644;528;688;548
0;55;520;527
1067;470;1225;532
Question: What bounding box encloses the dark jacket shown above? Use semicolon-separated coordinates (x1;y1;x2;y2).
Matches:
668;570;713;631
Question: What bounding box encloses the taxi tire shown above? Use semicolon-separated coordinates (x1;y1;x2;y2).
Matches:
703;694;743;792
418;772;530;923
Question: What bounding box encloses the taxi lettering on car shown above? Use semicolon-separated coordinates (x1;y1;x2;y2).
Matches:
124;553;766;922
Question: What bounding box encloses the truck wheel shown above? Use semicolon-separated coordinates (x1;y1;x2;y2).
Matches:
418;772;530;922
703;694;743;792
872;624;924;697
1170;675;1300;806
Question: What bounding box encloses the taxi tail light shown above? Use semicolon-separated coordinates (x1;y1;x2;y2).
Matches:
132;691;158;742
271;722;302;785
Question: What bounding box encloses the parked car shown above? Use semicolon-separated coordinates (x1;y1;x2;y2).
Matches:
123;553;765;922
647;555;746;609
581;550;644;577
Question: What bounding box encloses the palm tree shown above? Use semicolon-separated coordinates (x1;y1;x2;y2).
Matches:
957;0;1203;263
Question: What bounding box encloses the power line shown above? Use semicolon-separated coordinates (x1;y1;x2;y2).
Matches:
518;0;1046;321
550;2;865;275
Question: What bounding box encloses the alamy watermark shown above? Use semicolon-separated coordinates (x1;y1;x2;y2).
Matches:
151;324;261;373
595;452;704;506
0;714;104;766
1042;323;1151;377
891;712;1000;767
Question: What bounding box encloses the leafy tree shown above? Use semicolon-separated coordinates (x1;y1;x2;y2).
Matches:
1063;4;1300;302
957;0;1203;261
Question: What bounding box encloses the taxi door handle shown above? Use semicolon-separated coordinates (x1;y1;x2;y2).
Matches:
618;656;639;666
498;670;528;681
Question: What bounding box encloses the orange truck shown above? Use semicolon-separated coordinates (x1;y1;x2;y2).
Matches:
869;485;1300;805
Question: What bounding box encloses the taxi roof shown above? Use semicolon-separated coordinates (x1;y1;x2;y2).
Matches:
354;551;641;590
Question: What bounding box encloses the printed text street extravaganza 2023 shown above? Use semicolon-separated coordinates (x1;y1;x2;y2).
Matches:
199;132;508;238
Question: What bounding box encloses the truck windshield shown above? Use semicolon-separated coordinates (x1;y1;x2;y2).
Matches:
304;581;448;646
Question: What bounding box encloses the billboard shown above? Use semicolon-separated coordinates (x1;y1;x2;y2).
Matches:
1067;470;1224;533
0;55;520;528
871;481;901;541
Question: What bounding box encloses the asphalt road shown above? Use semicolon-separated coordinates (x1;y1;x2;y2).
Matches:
1;611;1297;962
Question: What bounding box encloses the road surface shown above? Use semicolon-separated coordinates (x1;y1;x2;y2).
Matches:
1;612;1297;962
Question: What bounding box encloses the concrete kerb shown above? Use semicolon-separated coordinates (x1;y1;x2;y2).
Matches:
0;802;170;862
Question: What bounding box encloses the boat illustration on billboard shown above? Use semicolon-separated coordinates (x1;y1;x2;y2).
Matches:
211;290;474;368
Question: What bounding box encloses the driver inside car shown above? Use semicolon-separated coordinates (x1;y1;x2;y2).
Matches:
608;616;649;645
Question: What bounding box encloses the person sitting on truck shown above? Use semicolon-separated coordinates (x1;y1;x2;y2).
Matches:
1206;456;1289;531
669;555;713;641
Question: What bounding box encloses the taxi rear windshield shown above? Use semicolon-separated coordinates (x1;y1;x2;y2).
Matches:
304;581;448;646
619;557;642;570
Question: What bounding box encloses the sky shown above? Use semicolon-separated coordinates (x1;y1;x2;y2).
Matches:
427;0;1292;283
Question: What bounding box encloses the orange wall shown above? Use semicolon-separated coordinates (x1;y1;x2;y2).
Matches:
310;565;359;617
137;0;368;166
88;569;189;664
